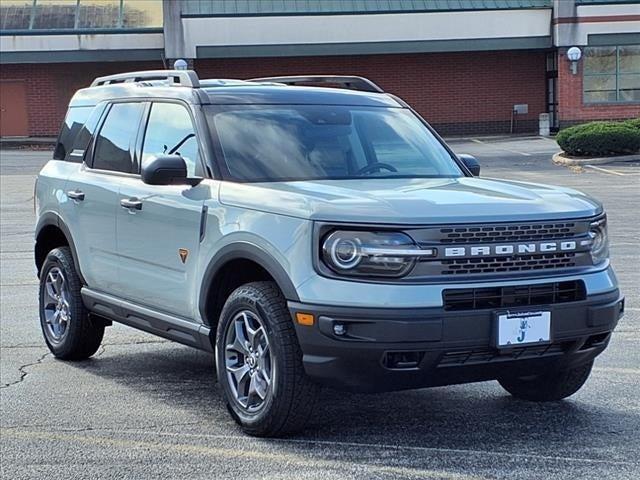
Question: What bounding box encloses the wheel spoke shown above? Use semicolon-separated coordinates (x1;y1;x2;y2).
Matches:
228;320;250;355
45;279;58;301
242;313;259;345
248;374;263;402
60;289;70;309
46;309;59;325
258;367;271;387
55;273;64;295
257;344;270;372
227;364;250;385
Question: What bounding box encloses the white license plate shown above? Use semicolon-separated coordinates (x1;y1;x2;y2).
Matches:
497;311;551;347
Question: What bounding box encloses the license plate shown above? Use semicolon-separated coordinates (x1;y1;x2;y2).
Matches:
496;311;551;348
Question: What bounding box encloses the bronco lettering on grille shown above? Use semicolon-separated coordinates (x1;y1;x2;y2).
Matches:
444;241;577;258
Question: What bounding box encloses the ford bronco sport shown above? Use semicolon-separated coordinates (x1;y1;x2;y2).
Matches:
35;70;624;437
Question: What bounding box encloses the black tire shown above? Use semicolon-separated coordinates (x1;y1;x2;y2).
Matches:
215;281;319;437
38;246;104;360
498;360;594;401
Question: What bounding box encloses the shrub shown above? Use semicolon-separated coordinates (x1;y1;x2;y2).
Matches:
624;118;640;130
556;121;640;157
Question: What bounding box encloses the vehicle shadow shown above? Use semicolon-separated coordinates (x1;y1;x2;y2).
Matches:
71;342;639;461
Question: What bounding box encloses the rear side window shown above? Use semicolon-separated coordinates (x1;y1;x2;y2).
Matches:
53;106;92;161
92;103;144;173
68;103;107;163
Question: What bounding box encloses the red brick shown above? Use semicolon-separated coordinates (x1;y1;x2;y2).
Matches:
557;49;640;127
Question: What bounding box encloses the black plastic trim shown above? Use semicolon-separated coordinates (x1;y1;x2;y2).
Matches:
198;242;300;325
82;288;213;352
35;211;86;285
289;290;623;392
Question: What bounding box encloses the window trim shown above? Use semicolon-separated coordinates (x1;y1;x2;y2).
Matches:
583;45;640;105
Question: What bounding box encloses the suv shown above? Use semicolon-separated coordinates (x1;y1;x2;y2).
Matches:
35;70;624;437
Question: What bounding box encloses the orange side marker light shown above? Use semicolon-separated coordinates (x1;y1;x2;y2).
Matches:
295;313;315;326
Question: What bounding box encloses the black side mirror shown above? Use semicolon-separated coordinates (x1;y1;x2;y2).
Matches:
141;155;201;186
458;154;480;176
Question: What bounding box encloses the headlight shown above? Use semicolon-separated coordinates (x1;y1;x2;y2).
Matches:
589;216;609;264
321;230;434;277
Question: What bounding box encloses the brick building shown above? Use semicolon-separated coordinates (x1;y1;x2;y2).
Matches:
1;0;638;138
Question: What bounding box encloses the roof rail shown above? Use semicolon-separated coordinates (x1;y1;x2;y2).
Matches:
247;75;384;93
91;70;201;88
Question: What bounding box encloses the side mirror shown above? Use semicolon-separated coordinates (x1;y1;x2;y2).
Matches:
458;154;480;176
141;155;201;186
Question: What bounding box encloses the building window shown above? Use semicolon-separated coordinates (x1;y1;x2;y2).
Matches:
583;45;640;103
0;0;162;31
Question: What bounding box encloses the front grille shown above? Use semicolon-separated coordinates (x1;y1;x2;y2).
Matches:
442;280;586;311
404;217;595;280
439;221;578;244
438;342;570;368
441;252;576;275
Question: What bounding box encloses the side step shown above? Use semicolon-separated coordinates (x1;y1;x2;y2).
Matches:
81;288;213;352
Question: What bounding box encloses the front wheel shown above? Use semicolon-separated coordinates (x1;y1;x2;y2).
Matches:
498;360;594;401
215;281;319;437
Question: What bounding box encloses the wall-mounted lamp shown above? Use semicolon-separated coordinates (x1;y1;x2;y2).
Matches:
567;47;582;75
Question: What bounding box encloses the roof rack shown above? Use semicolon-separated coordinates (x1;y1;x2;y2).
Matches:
247;75;384;93
91;70;200;88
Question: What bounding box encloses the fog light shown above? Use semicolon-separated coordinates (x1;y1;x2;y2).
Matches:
333;323;347;336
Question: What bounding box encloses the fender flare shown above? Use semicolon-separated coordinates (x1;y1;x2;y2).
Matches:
35;212;86;285
198;242;299;325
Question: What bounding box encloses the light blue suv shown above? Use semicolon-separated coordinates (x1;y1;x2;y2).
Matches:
35;71;624;436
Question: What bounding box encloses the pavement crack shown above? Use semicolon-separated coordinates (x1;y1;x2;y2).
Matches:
1;352;50;389
101;339;170;346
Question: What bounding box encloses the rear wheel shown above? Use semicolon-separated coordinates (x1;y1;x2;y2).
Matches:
498;361;594;401
39;247;104;360
215;281;318;437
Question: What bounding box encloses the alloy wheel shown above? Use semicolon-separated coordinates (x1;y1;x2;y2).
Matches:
42;266;71;343
224;310;273;412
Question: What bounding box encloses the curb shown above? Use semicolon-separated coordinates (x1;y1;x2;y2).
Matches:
552;152;640;166
0;137;56;149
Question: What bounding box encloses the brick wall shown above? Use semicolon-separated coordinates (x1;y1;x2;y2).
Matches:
1;51;546;137
0;61;164;137
196;50;547;136
557;49;640;129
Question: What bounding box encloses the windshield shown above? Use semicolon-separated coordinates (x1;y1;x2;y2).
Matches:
206;105;463;182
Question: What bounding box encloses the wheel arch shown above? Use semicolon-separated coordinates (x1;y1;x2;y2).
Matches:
35;212;85;284
199;242;299;328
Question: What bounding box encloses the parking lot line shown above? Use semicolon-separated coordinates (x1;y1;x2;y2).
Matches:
585;165;628;176
3;427;637;468
1;429;483;480
470;138;533;156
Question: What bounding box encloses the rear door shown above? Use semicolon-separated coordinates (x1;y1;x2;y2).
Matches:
115;101;207;318
62;102;145;293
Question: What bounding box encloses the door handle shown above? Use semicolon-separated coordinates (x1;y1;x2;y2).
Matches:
67;190;85;201
120;198;143;211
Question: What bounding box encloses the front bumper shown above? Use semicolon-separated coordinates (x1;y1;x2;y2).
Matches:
289;289;624;392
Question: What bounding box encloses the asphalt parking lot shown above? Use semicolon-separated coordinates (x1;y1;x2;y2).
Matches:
1;137;639;479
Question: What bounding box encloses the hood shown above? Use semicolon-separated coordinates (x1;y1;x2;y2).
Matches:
219;177;602;224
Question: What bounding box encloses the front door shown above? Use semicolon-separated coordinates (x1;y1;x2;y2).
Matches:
115;101;206;318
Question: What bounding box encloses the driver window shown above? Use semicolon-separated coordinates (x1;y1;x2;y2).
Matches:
142;103;201;176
